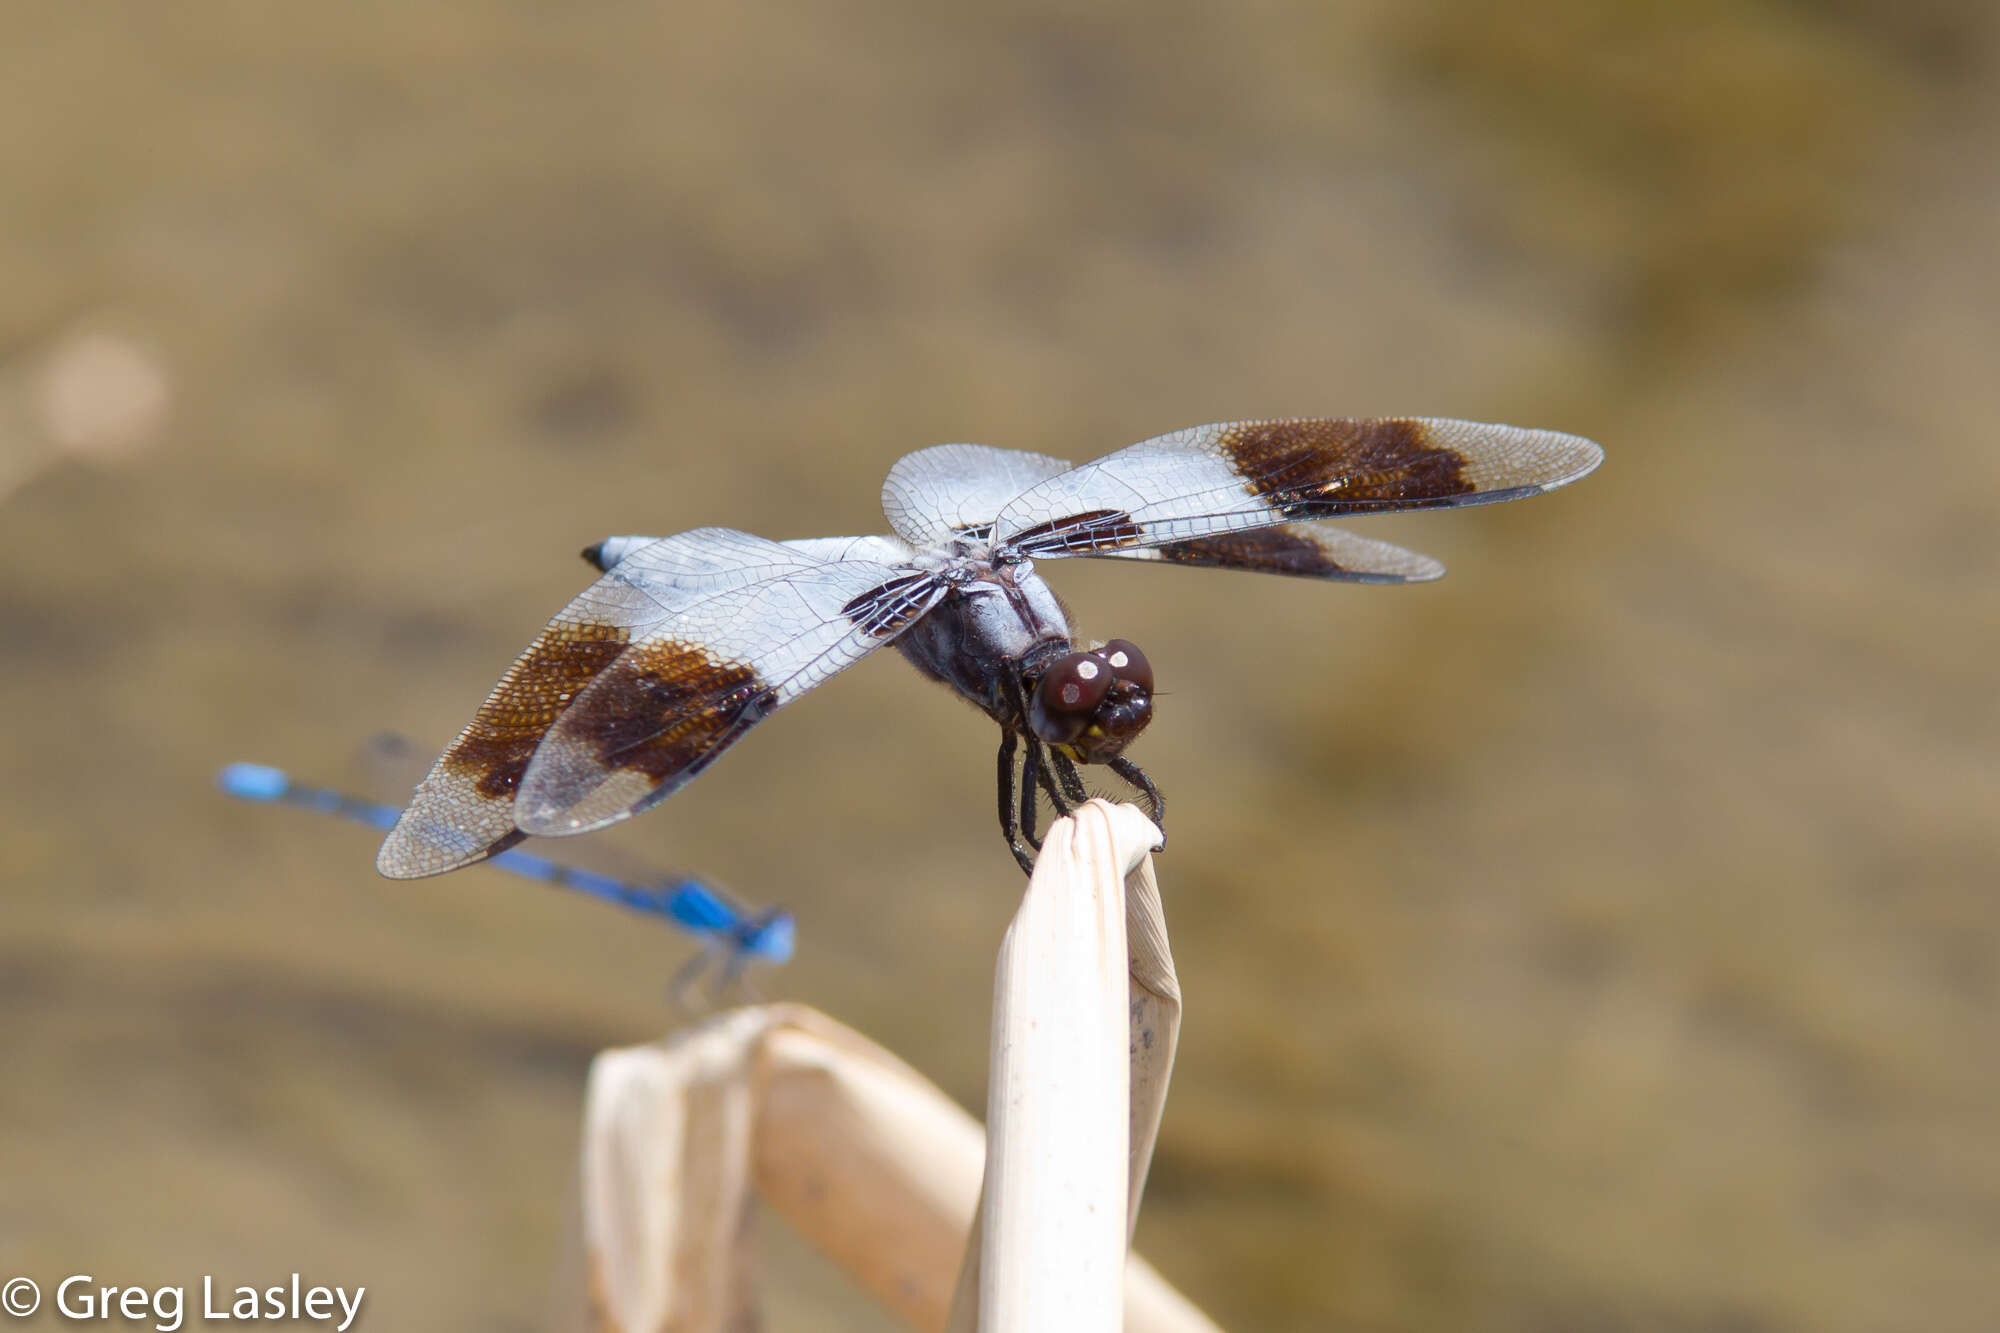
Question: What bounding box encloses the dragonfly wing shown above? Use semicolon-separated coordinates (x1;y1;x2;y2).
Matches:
881;443;1072;547
511;559;946;837
377;528;904;879
992;418;1602;558
779;534;921;565
1091;522;1446;583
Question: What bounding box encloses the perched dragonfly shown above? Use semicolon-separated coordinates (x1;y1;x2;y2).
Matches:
375;417;1602;877
218;762;794;996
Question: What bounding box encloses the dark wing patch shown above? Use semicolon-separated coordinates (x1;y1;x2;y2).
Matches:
448;622;634;800
375;620;633;877
991;417;1602;557
1094;522;1446;583
1218;418;1474;517
1159;529;1331;574
567;640;776;784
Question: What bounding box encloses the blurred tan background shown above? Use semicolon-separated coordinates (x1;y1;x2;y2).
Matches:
3;2;1996;1329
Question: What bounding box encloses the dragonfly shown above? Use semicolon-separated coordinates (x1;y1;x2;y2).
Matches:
218;761;794;997
374;417;1603;877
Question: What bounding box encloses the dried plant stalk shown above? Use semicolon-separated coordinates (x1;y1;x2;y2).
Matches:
581;1010;769;1333
1124;850;1182;1234
948;801;1206;1333
577;803;1218;1333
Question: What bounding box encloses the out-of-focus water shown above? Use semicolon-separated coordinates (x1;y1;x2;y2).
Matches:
3;2;1995;1329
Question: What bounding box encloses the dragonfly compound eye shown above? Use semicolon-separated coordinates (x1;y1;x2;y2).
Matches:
1029;651;1114;743
1096;639;1153;693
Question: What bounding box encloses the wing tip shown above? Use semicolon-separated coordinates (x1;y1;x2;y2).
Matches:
1413;418;1605;497
1529;428;1605;492
1404;555;1448;583
375;815;521;880
375;832;438;880
1335;552;1446;584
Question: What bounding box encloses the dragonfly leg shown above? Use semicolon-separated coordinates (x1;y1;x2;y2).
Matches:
1049;751;1089;808
1034;747;1069;817
1019;736;1046;849
1002;729;1039;875
718;950;757;1003
997;728;1022;844
1106;755;1166;845
667;949;714;1012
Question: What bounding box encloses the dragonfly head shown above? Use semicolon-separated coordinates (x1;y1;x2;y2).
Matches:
1027;639;1154;763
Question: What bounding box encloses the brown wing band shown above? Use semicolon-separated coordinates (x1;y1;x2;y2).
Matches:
442;621;632;800
1219;419;1475;517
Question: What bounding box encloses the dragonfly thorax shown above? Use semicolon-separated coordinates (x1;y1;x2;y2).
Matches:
891;562;1069;728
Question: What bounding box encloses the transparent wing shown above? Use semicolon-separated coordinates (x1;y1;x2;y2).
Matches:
377;528;931;878
588;533;917;573
880;443;1072;548
1092;522;1445;583
991;418;1603;557
780;534;920;565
